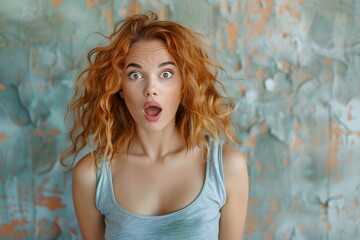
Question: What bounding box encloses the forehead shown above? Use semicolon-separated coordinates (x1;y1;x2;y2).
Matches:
125;39;175;64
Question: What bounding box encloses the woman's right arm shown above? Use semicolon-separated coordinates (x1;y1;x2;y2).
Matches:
72;154;106;240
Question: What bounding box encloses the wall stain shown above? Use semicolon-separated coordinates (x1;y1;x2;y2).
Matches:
0;0;359;239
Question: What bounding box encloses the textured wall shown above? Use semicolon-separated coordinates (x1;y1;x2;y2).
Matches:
0;0;359;239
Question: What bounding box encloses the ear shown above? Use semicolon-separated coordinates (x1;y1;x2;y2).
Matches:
119;89;124;98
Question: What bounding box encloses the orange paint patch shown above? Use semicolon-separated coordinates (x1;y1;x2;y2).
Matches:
290;136;304;154
278;3;301;21
328;158;339;171
255;159;263;172
0;219;29;238
34;195;66;211
219;2;240;16
326;223;332;231
50;128;61;135
238;84;245;96
347;105;353;121
263;214;273;226
294;124;301;131
249;198;258;205
33;64;39;74
296;69;310;83
246;134;257;148
327;123;341;171
245;214;260;235
226;23;238;50
243;0;274;39
233;64;241;71
286;102;293;113
0;83;6;90
219;2;227;12
279;59;290;72
36;217;62;237
158;7;167;19
270;198;279;212
282;158;289;167
33;129;47;137
126;2;141;16
355;199;359;210
261;122;268;133
104;6;114;32
256;68;265;81
86;0;95;9
53;0;62;6
0;132;7;142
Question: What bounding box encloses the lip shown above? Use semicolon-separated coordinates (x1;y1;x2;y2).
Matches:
143;100;162;110
143;100;162;122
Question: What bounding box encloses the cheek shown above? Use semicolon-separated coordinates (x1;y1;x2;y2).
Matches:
122;91;141;114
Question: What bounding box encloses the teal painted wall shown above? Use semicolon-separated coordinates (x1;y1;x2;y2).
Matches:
0;0;359;239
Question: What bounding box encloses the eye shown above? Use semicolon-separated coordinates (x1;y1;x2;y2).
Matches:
128;72;143;80
160;71;173;79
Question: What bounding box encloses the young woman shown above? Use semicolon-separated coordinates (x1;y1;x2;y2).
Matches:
61;12;248;240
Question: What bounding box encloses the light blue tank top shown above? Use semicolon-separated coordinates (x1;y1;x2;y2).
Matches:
95;138;226;239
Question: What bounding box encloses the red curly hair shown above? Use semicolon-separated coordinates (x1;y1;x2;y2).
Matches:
61;12;238;167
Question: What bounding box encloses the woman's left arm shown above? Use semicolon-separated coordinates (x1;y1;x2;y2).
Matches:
219;144;249;240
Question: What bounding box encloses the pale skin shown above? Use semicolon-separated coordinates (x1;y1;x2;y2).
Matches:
72;39;249;239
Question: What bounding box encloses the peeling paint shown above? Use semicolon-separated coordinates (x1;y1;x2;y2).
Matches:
34;196;66;211
0;219;29;238
53;0;62;7
226;22;238;50
0;0;359;239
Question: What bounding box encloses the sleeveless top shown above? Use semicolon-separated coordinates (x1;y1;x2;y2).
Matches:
95;138;226;240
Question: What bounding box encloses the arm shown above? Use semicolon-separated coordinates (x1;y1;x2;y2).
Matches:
72;154;106;240
219;144;249;240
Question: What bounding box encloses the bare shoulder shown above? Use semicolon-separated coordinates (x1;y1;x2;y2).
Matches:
72;153;106;239
222;144;247;178
218;145;249;239
72;153;97;186
221;143;248;196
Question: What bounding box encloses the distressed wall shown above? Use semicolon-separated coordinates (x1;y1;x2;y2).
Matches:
0;0;359;239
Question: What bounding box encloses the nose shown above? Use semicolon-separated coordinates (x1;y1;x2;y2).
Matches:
143;78;159;96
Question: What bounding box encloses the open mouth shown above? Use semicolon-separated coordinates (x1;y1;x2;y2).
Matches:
144;106;162;116
143;101;162;122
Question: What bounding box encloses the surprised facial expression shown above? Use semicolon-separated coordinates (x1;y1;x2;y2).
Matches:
120;39;183;132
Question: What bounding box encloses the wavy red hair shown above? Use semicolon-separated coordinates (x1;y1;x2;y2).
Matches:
61;12;238;167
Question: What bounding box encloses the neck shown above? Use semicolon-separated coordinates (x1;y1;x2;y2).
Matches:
130;125;186;162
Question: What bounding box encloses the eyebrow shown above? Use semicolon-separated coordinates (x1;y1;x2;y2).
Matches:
125;61;176;69
158;61;176;68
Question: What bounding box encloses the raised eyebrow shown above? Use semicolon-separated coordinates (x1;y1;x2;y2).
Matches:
158;61;176;68
125;63;142;69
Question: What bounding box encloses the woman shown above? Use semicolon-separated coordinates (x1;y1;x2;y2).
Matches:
61;12;248;240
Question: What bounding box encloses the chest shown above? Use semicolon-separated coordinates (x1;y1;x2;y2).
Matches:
110;153;207;216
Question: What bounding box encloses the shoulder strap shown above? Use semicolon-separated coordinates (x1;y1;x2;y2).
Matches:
96;161;103;187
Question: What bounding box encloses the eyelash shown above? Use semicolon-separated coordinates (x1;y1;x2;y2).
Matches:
127;70;174;80
128;71;143;80
160;70;174;79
